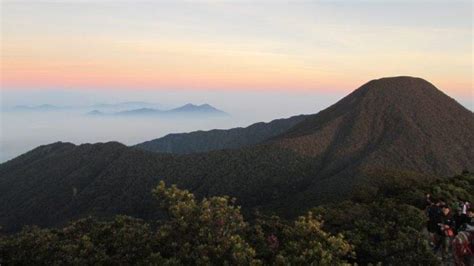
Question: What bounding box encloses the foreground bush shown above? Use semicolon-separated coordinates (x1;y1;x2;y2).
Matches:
0;216;176;265
0;181;351;265
314;200;438;265
152;181;258;264
249;213;353;265
311;171;474;265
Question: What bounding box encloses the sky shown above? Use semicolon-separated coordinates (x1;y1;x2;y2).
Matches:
0;0;472;109
0;0;472;162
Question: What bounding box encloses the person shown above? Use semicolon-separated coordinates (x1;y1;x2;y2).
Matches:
458;208;474;231
452;208;474;266
427;199;442;246
454;206;469;234
425;193;434;208
462;201;471;215
435;205;455;261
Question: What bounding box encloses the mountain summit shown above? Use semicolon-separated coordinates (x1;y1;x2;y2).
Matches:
274;76;474;177
1;76;472;232
168;103;228;115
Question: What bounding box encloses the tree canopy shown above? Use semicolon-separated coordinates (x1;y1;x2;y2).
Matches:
1;181;352;265
2;172;472;265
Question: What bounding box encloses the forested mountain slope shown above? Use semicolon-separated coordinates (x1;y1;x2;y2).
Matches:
135;114;307;154
273;76;474;176
0;142;316;232
1;76;472;232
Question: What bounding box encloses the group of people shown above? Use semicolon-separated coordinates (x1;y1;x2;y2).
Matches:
425;194;474;265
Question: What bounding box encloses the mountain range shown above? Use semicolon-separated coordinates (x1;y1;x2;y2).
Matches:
7;102;228;117
0;76;473;232
9;104;69;112
90;101;161;111
8;102;159;112
110;104;228;117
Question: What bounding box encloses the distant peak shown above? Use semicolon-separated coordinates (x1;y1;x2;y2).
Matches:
175;103;216;110
198;104;218;110
87;110;103;115
168;103;227;115
134;108;156;111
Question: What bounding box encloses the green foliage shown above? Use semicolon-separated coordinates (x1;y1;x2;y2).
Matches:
247;213;353;265
2;173;469;265
315;200;438;265
429;173;474;203
152;181;258;264
275;212;352;265
351;170;435;207
0;216;176;265
312;172;474;265
1;181;352;265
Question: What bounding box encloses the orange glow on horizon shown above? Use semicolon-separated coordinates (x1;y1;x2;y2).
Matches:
1;3;471;99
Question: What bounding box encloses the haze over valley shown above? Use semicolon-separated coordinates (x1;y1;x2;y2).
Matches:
0;90;342;162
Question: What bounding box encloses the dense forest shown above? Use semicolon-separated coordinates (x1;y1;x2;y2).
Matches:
135;114;308;154
2;171;472;265
2;77;473;234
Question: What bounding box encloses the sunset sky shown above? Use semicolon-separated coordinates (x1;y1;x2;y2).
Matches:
1;1;472;104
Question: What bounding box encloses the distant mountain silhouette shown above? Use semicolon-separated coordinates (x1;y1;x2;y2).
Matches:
102;104;228;117
5;102;228;117
135;115;307;154
90;101;160;111
115;108;161;116
86;110;105;116
165;103;228;116
1;76;472;232
11;104;67;112
6;102;161;113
